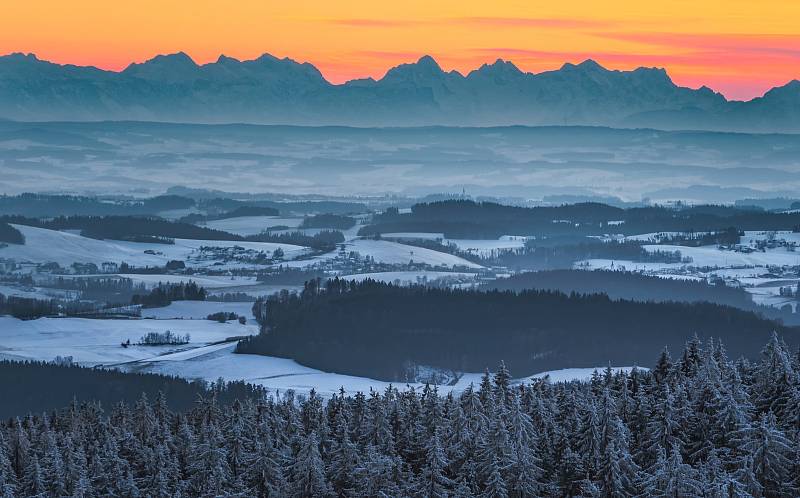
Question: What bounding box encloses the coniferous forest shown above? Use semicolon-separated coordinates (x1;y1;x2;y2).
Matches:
1;336;799;497
237;279;799;381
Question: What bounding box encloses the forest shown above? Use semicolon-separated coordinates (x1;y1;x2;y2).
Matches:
360;200;800;239
489;239;686;270
2;336;799;497
179;205;280;224
246;230;345;252
0;222;24;244
0;193;196;217
0;293;98;320
2;215;240;241
130;281;207;308
0;360;264;419
236;279;799;381
299;214;356;230
486;270;788;316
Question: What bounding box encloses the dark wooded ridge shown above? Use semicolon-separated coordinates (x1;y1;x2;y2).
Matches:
0;360;264;419
237;278;798;381
360;200;800;239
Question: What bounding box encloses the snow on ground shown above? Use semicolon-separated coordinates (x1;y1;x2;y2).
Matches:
740;230;800;245
382;232;445;241
745;288;798;312
354;239;482;268
205;284;303;298
381;233;526;257
623;232;711;242
0;284;75;300
115;274;257;289
446;236;526;257
524;366;645;383
157;208;201;220
338;271;478;285
709;268;774;279
201;216;304;236
0;315;641;396
141;301;256;321
0;316;256;365
643;244;800;268
129;342;641;397
0;225;308;267
575;259;686;273
283;239;483;269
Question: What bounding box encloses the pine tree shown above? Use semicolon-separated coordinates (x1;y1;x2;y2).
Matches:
734;413;797;497
415;428;454;498
482;457;509;498
642;445;703;497
352;445;401;498
21;454;45;498
0;432;17;497
188;421;231;496
326;411;359;496
653;347;673;384
493;361;512;405
597;438;639;497
290;431;330;498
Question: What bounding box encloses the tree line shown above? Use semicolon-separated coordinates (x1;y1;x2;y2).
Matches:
0;222;24;245
486;269;799;324
2;335;800;496
489;239;686;271
0;360;264;419
246;230;345;252
0;293;98;320
0;193;195;217
236;279;799;381
299;214;356;230
1;215;241;242
359;200;800;239
130;282;207;308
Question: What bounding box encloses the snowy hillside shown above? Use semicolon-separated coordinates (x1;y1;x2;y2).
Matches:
0;224;308;267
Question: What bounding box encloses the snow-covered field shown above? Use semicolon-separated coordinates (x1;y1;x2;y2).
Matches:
0;316;255;365
643;244;799;268
201;216;304;236
0;224;308;267
382;232;445;241
447;236;526;256
141;301;256;321
576;229;800;311
0;283;75;300
0;314;640;396
129;342;642;397
284;239;483;269
338;239;483;268
381;233;526;257
115;274;257;289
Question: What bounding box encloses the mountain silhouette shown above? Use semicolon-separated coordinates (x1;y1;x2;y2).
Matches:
0;52;798;131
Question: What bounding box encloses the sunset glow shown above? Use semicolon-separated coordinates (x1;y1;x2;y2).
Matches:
2;0;799;100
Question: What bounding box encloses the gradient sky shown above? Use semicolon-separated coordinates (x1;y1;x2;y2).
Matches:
2;0;799;100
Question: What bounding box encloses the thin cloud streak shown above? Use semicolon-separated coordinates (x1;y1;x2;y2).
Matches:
328;16;614;30
594;32;800;58
453;17;615;29
328;19;419;28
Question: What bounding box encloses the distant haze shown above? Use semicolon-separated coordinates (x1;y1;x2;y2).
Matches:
1;121;799;200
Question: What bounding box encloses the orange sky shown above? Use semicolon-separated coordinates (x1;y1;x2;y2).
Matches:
2;0;799;100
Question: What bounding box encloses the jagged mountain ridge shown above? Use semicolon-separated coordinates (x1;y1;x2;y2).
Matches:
0;51;798;131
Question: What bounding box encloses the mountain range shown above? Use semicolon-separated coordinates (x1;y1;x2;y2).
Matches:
1;52;798;131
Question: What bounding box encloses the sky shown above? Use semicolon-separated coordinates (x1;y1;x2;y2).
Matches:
2;0;799;101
